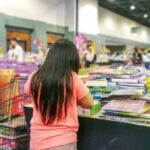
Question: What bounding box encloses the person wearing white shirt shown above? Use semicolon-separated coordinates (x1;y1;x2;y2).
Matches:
142;52;150;69
10;38;24;62
8;45;15;60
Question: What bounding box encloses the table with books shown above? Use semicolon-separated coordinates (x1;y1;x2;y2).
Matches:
78;66;150;150
24;66;150;150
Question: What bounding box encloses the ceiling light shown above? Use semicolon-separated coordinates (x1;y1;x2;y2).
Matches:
130;5;135;10
144;14;148;18
109;0;115;2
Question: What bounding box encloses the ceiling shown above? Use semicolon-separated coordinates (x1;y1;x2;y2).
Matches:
99;0;150;28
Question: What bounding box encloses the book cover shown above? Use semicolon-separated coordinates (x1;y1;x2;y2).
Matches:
102;100;145;114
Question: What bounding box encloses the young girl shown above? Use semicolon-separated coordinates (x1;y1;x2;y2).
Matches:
25;39;94;150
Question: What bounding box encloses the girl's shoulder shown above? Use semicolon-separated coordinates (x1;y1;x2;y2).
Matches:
27;71;37;84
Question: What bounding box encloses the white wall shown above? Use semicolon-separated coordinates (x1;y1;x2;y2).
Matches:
78;0;98;35
98;6;150;44
0;0;66;26
65;0;76;31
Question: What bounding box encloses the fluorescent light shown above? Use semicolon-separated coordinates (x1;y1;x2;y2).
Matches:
130;5;135;10
144;14;148;18
109;0;115;2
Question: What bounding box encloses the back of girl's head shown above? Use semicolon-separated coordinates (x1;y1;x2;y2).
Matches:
30;39;79;124
44;39;79;73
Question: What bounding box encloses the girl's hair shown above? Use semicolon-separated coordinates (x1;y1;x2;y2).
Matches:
30;39;80;124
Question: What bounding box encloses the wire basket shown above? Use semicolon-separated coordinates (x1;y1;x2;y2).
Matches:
0;74;31;150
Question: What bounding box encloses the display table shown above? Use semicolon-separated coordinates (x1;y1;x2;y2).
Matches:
24;104;150;150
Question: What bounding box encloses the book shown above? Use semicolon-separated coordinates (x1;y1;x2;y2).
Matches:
85;80;108;87
101;110;140;117
138;93;150;101
117;83;145;87
109;89;144;96
140;111;150;119
91;93;109;99
116;86;145;91
89;86;115;93
78;101;101;116
103;104;150;117
102;99;145;114
111;78;140;83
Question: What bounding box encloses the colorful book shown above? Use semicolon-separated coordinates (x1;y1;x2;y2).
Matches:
140;111;150;119
138;93;150;101
85;80;108;87
102;100;145;114
117;83;145;87
101;110;140;117
111;78;140;83
109;89;144;96
78;101;101;116
89;86;115;93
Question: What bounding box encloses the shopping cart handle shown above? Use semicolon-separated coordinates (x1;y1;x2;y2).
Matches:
14;73;20;78
14;73;28;78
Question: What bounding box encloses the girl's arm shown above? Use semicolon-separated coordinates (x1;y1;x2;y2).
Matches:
78;92;94;108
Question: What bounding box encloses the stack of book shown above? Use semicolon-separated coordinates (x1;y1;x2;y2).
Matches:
101;99;146;117
80;67;150;125
89;68;146;95
85;80;117;99
100;99;150;124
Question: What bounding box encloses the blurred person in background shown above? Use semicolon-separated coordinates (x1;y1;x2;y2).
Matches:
132;46;142;65
8;44;15;60
142;50;150;70
84;45;96;68
10;38;24;62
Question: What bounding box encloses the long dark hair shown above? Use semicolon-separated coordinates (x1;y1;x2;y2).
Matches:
30;39;80;124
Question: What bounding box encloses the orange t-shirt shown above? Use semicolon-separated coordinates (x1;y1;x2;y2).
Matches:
24;71;89;150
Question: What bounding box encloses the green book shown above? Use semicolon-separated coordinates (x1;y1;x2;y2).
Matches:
78;101;101;117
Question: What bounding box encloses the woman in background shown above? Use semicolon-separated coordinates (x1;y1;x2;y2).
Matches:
84;45;96;68
132;46;142;65
25;39;94;150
